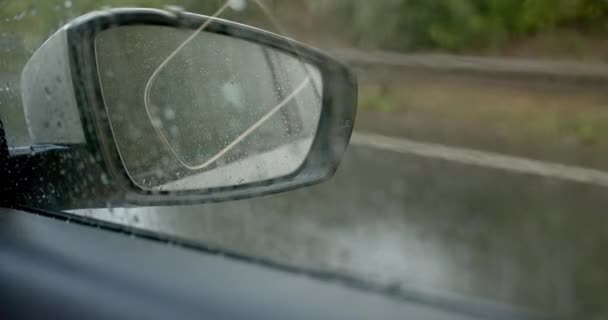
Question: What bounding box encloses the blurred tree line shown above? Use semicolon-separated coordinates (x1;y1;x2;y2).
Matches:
268;0;608;51
1;0;607;57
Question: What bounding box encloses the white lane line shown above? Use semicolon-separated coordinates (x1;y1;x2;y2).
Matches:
352;131;608;187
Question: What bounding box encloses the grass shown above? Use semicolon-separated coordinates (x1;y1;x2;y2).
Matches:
357;77;608;171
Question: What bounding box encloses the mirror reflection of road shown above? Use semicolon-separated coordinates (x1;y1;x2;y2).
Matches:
77;111;608;319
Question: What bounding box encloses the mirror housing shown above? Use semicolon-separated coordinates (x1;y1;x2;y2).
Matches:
19;8;357;206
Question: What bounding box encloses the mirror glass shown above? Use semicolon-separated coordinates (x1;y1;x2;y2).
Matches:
95;25;323;191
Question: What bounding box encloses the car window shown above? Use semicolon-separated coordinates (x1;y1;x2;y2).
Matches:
2;1;608;319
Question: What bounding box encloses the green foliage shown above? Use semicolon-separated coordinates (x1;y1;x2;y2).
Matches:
1;0;607;55
306;0;608;51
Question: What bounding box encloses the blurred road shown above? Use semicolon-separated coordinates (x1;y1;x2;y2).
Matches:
77;114;608;319
70;51;608;319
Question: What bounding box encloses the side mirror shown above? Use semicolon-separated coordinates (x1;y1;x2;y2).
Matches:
20;8;357;205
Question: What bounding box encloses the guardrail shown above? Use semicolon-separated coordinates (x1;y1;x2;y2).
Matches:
330;48;608;86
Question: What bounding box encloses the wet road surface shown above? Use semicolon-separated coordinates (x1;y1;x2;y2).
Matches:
66;48;608;320
76;129;608;319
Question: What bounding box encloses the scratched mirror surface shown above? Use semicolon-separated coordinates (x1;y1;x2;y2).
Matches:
95;25;323;191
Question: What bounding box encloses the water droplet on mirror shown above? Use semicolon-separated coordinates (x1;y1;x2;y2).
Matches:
163;108;175;120
228;0;247;11
151;117;162;128
169;126;179;137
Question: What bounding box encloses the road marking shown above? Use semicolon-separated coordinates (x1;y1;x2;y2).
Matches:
352;132;608;187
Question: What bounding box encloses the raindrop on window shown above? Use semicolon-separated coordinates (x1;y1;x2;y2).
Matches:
13;11;26;21
165;5;185;15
